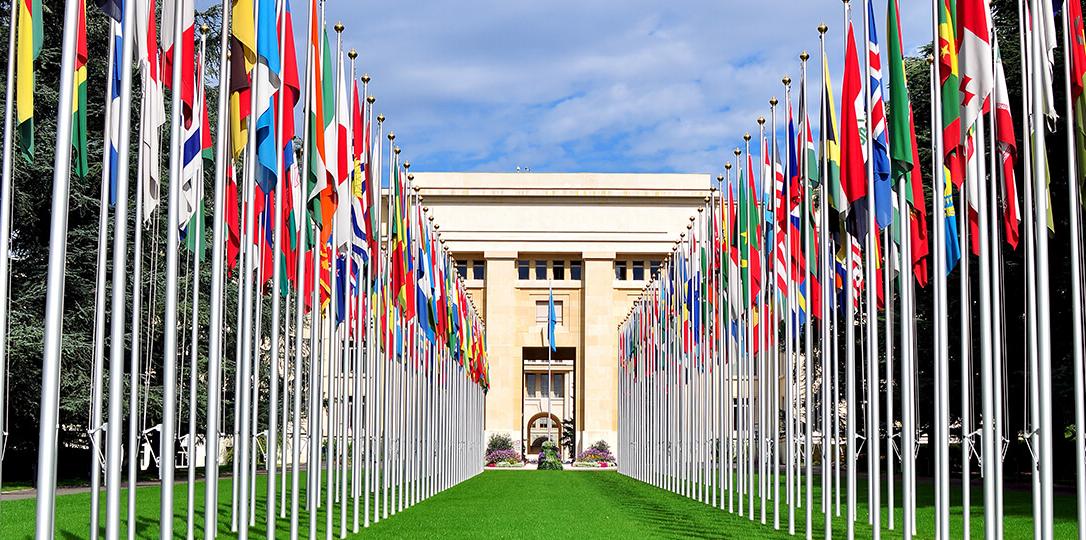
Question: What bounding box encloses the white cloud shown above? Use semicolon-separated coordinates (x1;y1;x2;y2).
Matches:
300;0;936;174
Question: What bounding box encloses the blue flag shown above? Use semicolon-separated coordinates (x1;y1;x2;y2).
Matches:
547;286;556;352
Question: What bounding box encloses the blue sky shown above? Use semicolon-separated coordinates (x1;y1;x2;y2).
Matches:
279;0;934;175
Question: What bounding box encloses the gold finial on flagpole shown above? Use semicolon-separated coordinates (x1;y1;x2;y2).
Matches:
348;49;358;59
394;146;401;155
362;73;371;83
783;75;792;86
367;95;375;104
377;114;385;123
404;161;411;170
200;24;209;35
819;23;828;35
743;133;751;141
757;117;765;126
927;54;935;65
801;51;809;61
388;131;395;141
770;97;778;106
335;22;345;33
725;162;733;170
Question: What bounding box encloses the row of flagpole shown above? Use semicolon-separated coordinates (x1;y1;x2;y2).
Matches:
0;0;492;538
618;0;1086;538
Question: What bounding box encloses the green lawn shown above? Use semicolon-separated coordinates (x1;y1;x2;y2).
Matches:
0;470;1078;538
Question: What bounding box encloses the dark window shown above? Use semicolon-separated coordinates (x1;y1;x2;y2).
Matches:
535;260;547;280
517;260;530;280
552;260;565;280
650;260;661;278
615;261;627;280
472;260;485;280
569;260;582;281
456;261;468;279
632;260;645;281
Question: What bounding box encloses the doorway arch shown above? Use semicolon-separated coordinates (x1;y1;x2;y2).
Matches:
526;412;562;456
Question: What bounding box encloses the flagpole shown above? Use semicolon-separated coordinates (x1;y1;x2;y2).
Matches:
1059;5;1086;536
0;0;18;497
33;0;84;535
817;23;833;540
291;0;316;534
799;51;814;540
184;28;209;540
1027;1;1055;536
87;17;117;539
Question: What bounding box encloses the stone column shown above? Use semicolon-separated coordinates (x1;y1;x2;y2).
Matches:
580;252;618;454
482;252;522;452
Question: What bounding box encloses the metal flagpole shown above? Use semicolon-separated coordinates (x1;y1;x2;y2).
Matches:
291;0;316;531
102;0;139;536
265;0;290;532
0;0;18;499
817;23;832;540
859;3;880;536
88;17;117;539
1027;1;1055;536
755;118;766;526
928;0;951;532
799;51;814;540
205;0;234;534
32;0;81;534
1059;6;1086;536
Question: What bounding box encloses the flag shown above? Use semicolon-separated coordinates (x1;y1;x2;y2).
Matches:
162;0;195;113
350;80;369;263
226;162;241;274
334;46;351;251
15;0;42;160
993;37;1020;249
138;0;165;223
254;0;282;194
548;284;557;352
230;0;256;158
72;0;89;178
956;0;993;135
866;0;892;230
938;0;965;189
180;46;205;237
887;0;930;285
105;14;123;205
841;21;868;240
306;0;330;236
1070;0;1086;216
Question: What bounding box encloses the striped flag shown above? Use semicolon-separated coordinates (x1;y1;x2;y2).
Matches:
15;0;42;160
104;10;123;205
254;0;281;193
137;0;165;222
72;0;88;178
350;80;369;263
865;0;892;230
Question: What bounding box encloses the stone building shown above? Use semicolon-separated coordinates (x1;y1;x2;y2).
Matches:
410;172;709;458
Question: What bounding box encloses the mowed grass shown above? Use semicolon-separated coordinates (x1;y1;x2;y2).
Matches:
0;469;1078;538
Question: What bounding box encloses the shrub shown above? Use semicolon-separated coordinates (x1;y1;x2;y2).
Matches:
485;449;522;465
589;440;611;454
575;447;615;463
487;433;514;454
537;441;563;470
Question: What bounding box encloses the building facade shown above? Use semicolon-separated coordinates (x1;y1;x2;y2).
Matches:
412;172;709;458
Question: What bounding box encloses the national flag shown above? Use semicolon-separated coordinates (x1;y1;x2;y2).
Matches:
162;0;195;113
350;80;369;263
334;46;351;251
866;0;892;230
230;0;256;158
887;0;930;285
938;0;965;189
72;0;88;178
254;0;282;193
138;0;165;223
15;0;42;160
105;13;123;205
1070;0;1086;220
841;21;868;240
956;0;994;135
180;49;204;238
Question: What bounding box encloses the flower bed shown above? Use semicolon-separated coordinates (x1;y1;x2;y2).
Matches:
575;447;615;464
485;449;523;466
572;461;613;468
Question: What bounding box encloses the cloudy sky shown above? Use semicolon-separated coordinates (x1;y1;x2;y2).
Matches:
300;1;934;175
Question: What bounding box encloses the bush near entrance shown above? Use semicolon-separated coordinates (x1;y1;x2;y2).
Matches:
537;441;563;470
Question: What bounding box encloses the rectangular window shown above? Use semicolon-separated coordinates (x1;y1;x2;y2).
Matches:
552;260;565;280
517;259;530;280
472;260;485;280
552;374;564;398
535;300;563;325
569;260;582;281
615;260;627;280
650;260;661;278
535;260;547;280
526;374;536;396
632;260;645;281
456;261;468;279
541;374;550;397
